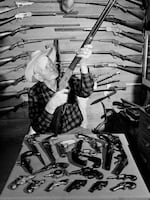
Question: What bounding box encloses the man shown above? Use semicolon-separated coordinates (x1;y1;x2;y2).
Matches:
25;44;94;135
61;0;74;13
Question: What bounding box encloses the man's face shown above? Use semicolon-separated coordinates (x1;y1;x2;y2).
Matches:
35;55;59;82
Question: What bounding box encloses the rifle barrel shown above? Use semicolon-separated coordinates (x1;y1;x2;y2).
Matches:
59;0;116;90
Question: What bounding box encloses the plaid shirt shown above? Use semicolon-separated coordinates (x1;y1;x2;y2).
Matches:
28;73;94;134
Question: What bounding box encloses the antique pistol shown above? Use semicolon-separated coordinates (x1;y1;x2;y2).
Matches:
110;181;136;192
64;179;87;192
79;152;101;168
107;174;137;181
45;179;69;192
111;139;128;175
69;167;104;180
99;134;114;170
24;135;46;166
20;151;34;174
40;135;56;164
88;181;108;192
24;179;46;193
55;142;66;158
70;140;87;167
7;175;35;190
75;133;104;153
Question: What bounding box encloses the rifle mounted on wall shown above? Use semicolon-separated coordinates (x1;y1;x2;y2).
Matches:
63;15;144;32
0;24;79;39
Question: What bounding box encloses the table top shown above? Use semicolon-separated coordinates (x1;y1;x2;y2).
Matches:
0;127;150;200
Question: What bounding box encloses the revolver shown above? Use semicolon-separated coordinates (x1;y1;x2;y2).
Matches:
75;133;103;153
64;179;87;192
69;167;104;180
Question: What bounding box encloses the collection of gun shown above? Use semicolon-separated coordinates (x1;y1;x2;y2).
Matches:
0;0;146;115
7;131;138;193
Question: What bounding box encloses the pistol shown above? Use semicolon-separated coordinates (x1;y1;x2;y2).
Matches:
24;136;46;166
64;179;87;192
88;181;108;192
40;135;56;164
20;151;34;174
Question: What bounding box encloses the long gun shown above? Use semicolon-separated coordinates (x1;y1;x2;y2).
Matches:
52;0;116;135
26;0;143;8
93;62;143;75
0;1;36;14
124;0;143;7
91;39;144;53
0;101;28;116
30;0;144;20
0;52;31;66
60;50;143;65
55;33;143;53
67;26;144;43
0;64;27;75
65;1;144;20
0;75;25;90
63;15;144;32
59;0;116;90
0;37;76;54
0;11;78;26
0;87;29;101
0;24;79;40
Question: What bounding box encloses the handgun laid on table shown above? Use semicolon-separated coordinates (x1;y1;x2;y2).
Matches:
40;135;56;164
111;137;128;175
24;135;46;167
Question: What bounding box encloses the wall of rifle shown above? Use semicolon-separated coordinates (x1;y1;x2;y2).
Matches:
0;0;146;129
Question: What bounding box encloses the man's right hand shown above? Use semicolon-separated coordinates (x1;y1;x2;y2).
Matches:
45;88;69;114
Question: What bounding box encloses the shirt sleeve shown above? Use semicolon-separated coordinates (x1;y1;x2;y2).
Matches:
28;88;53;134
69;71;94;97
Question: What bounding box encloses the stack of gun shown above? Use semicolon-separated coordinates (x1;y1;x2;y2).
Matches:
7;131;137;193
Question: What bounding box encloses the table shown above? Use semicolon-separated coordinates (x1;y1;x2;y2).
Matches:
0;127;150;200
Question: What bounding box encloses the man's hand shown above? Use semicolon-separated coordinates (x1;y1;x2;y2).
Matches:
77;44;92;74
45;88;69;114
